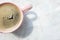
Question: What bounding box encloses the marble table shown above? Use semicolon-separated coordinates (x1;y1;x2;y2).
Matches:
0;0;60;40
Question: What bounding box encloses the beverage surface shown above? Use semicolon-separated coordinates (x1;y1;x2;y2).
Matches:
0;4;20;29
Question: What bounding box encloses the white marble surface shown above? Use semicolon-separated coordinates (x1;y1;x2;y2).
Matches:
0;0;60;40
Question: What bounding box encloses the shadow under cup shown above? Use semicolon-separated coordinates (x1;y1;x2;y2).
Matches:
12;11;37;38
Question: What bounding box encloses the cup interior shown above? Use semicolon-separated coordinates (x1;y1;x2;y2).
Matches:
0;2;23;33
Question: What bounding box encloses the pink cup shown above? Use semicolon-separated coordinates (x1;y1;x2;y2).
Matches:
0;2;32;33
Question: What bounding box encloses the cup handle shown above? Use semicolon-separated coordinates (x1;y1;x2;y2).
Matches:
22;4;32;13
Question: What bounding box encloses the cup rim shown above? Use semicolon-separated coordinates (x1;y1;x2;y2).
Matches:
0;2;23;33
